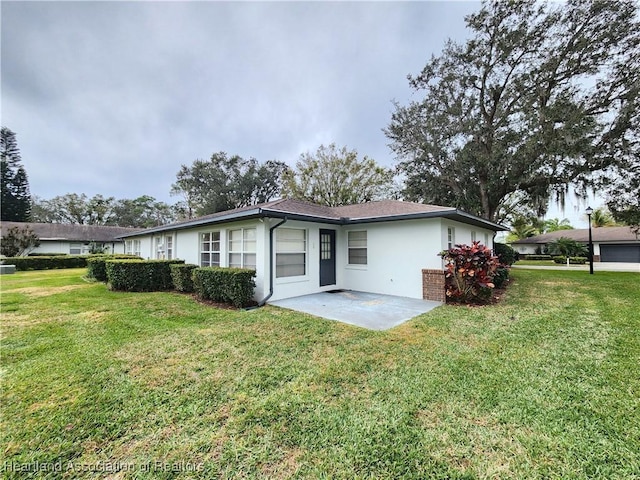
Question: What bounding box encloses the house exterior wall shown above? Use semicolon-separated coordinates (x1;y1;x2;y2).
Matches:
440;219;495;251
31;241;69;255
339;220;442;299
511;244;538;255
30;240;125;255
122;216;499;302
130;220;269;300
267;219;344;301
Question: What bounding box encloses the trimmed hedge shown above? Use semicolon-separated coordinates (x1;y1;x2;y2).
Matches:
523;254;552;261
170;264;198;293
553;256;588;264
86;255;142;281
28;252;68;256
106;259;185;292
193;267;256;308
2;255;89;271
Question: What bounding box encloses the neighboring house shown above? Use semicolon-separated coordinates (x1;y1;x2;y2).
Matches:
118;199;505;303
0;222;141;255
510;226;640;262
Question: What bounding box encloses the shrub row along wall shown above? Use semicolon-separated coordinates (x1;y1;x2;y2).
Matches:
553;256;588;264
193;267;256;308
86;255;142;281
106;259;185;292
3;254;138;271
170;264;198;293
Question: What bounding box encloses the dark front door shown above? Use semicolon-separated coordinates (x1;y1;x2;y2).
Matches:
319;229;336;287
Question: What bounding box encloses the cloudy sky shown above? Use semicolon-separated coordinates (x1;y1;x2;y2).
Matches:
2;0;596;226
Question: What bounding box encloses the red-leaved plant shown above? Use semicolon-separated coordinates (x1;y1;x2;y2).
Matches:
439;242;499;304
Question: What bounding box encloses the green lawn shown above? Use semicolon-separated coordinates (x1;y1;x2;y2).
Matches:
1;268;639;479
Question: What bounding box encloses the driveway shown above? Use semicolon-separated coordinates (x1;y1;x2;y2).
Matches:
269;290;442;330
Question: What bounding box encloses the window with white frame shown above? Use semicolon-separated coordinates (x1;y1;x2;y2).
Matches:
228;228;256;269
165;235;173;260
126;240;141;256
200;231;221;267
447;227;455;249
471;231;477;243
276;228;306;278
69;243;84;255
154;236;166;259
348;231;367;265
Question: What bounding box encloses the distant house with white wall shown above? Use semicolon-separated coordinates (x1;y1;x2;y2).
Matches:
510;226;640;262
0;222;140;255
118;199;505;304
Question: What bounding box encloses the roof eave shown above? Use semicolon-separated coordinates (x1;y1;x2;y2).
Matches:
116;206;507;238
443;210;508;231
117;208;265;238
260;209;343;224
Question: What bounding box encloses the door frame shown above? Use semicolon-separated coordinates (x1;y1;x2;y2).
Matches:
319;229;337;287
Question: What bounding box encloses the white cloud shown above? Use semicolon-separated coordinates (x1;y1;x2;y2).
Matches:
2;1;476;202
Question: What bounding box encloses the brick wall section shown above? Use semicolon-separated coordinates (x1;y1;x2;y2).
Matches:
422;269;446;303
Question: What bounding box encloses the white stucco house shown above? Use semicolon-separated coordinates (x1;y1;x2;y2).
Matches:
510;226;640;262
0;222;140;255
118;199;506;303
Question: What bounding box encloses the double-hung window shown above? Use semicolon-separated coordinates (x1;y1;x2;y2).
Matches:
165;235;173;260
229;228;256;269
200;231;221;267
154;236;164;259
471;231;477;243
126;240;141;256
447;227;455;249
276;228;306;278
348;231;367;265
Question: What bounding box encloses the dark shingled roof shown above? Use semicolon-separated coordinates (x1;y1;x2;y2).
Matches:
510;226;640;244
0;222;141;242
118;199;506;237
332;200;456;219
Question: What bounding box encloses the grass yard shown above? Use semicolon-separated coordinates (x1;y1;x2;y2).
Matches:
1;268;639;479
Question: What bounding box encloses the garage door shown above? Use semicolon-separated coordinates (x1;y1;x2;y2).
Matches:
600;244;640;262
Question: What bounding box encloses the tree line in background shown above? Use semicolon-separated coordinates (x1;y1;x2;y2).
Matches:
507;207;619;242
2;1;639;231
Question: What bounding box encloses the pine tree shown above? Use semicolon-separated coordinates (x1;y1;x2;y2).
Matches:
1;127;32;221
12;166;31;221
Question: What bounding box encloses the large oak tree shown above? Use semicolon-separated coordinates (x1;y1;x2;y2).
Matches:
171;153;288;218
386;0;639;223
282;144;395;207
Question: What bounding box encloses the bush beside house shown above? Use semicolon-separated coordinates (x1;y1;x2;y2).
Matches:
552;256;588;264
106;259;185;292
192;267;256;308
4;255;91;271
86;255;142;281
170;264;198;293
440;242;500;304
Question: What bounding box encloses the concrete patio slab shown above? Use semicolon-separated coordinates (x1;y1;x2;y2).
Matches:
270;290;442;330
